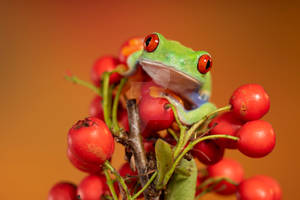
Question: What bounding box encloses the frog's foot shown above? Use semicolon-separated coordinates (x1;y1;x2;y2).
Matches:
163;94;217;125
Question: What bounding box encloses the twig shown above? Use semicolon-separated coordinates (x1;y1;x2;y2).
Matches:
126;99;160;200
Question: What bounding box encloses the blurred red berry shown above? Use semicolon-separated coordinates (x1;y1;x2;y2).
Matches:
230;84;270;121
119;37;144;64
237;120;275;158
237;176;274;200
67;148;101;174
143;140;155;153
139;95;174;132
48;182;77;200
209;112;243;149
91;56;122;86
192;139;224;165
77;175;105;200
253;175;282;200
89;96;104;120
164;134;177;146
207;158;244;195
195;172;208;196
119;163;139;195
68;117;114;165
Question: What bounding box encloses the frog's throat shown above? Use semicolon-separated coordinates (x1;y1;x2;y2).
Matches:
139;58;202;95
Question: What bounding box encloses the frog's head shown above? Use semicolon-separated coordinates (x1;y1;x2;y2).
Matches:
139;33;212;95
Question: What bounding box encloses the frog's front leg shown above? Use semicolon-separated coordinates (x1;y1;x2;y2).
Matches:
164;95;217;125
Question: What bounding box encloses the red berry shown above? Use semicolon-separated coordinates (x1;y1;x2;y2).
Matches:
89;96;104;120
253;175;282;200
139;95;174;132
207;158;244;195
48;182;77;200
237;120;275;158
77;175;105;200
230;84;270;121
164;134;177;146
118;109;129;132
119;37;144;64
192;139;224;165
91;56;122;86
209;112;243;149
119;163;139;195
67;148;101;174
119;162;137;177
143;140;155;153
237;177;274;200
68;117;114;165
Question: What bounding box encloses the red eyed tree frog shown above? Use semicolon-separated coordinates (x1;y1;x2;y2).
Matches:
120;33;217;125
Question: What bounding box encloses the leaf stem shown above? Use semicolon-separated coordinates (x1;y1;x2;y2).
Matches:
167;128;178;142
102;72;112;128
112;78;127;133
173;126;186;159
65;75;101;95
167;104;188;159
104;161;132;200
185;105;232;143
195;177;238;199
103;167;119;200
164;134;238;186
167;104;185;130
132;172;158;199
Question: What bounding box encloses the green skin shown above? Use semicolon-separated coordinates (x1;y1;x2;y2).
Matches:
122;33;216;125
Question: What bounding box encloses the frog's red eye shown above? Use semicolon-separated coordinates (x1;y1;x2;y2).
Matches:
144;34;159;52
197;54;212;74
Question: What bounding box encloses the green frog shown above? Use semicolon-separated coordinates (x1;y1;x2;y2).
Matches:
121;33;216;125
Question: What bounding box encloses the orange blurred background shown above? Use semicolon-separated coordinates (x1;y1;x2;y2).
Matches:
1;1;299;199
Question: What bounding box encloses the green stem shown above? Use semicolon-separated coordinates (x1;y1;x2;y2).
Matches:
167;128;178;142
103;195;114;200
102;72;112;128
164;135;238;186
103;167;119;200
167;104;185;130
132;172;158;199
186;105;231;141
166;104;188;158
197;177;238;191
65;75;101;95
195;177;238;199
104;161;132;200
112;78;127;133
173;126;186;159
176;105;232;159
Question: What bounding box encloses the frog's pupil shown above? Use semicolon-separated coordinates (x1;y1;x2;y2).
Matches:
145;37;152;47
206;60;211;70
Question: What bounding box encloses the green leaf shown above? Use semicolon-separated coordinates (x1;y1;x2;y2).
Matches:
165;158;197;200
155;139;173;189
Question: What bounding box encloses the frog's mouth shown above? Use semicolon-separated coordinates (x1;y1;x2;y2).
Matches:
139;59;202;97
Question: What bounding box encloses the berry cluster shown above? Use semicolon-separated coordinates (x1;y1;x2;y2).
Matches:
48;37;281;200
